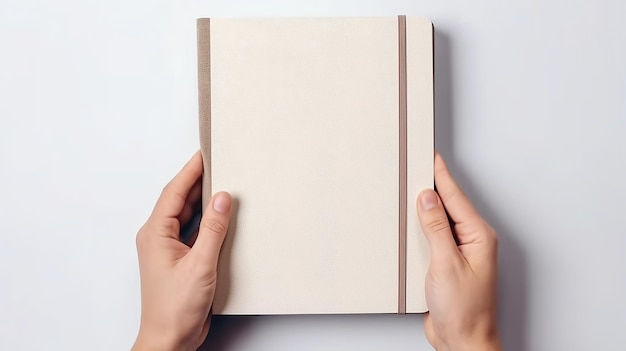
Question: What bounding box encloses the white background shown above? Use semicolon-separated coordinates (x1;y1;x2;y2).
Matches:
1;1;624;350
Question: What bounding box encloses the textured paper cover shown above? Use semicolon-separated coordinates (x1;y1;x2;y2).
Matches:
199;16;433;314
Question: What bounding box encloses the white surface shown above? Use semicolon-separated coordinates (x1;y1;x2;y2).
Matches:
0;1;624;350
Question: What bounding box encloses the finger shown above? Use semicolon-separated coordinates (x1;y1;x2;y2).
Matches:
417;189;460;264
199;317;211;345
190;192;232;268
433;152;481;225
152;151;204;219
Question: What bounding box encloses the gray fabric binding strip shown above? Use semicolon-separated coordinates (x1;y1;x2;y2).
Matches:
197;18;212;212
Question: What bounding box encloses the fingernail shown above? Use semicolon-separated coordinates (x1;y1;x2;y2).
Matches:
213;192;231;214
419;190;438;211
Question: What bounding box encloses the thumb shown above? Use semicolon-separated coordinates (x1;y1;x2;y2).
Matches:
417;189;460;265
190;191;232;267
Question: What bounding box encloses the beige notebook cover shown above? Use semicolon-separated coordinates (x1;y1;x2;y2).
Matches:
197;16;433;315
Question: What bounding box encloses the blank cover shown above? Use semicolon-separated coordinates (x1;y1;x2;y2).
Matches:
197;16;433;315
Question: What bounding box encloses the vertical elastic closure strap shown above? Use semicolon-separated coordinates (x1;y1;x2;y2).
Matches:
398;15;408;315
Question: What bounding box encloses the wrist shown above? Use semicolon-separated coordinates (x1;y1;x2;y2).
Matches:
132;328;189;351
440;335;502;351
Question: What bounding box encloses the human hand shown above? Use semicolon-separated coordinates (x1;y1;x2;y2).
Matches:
417;153;502;351
132;152;232;351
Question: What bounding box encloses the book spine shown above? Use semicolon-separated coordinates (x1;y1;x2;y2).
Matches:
197;18;212;211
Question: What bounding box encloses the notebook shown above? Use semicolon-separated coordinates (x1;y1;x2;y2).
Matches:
197;16;433;315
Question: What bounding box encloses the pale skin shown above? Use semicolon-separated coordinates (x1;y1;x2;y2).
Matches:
132;151;502;351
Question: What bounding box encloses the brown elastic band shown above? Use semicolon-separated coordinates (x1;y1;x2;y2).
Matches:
197;18;212;210
398;15;408;315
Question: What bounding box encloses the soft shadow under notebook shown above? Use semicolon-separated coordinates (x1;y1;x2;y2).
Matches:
197;16;433;315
